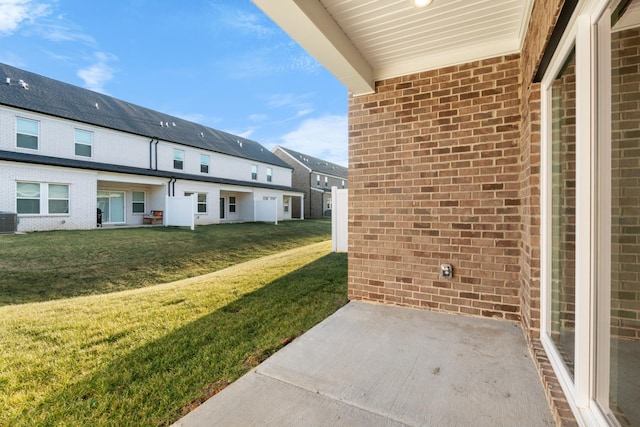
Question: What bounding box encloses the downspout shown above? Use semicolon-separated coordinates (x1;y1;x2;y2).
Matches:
167;178;173;196
149;139;154;169
309;171;312;219
172;178;176;196
155;139;160;170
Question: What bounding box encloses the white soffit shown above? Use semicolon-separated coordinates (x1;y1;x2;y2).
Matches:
252;0;534;96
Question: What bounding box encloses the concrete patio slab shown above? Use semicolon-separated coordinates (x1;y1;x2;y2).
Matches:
173;301;554;426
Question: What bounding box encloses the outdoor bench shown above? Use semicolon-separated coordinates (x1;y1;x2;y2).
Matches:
142;210;163;225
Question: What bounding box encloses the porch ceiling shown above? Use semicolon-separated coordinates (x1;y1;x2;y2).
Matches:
251;0;534;95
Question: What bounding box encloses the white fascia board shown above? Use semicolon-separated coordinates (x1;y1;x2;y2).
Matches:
251;0;375;95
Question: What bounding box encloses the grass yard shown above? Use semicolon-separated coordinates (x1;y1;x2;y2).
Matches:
0;241;348;426
0;220;332;306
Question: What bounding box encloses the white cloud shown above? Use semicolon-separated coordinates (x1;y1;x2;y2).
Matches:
248;113;268;122
279;115;348;167
40;21;96;45
77;52;117;93
0;0;51;36
227;10;274;38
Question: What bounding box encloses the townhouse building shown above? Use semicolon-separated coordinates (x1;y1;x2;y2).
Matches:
0;63;303;232
272;145;348;219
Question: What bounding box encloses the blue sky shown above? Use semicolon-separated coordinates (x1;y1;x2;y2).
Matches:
0;0;349;166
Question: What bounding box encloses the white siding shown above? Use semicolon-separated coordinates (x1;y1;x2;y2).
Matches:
0;161;97;232
1;106;291;186
0;105;301;231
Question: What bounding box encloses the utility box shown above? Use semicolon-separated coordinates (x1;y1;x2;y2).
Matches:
0;212;18;234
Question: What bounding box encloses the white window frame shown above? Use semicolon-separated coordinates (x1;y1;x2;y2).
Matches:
229;196;237;213
196;193;207;213
16;117;39;150
16;181;40;214
266;167;272;182
48;184;69;214
74;129;93;157
132;191;145;214
174;149;184;170
540;1;622;425
251;165;258;180
16;182;69;215
200;154;209;174
325;176;329;187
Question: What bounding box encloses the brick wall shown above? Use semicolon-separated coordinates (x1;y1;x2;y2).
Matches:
348;54;522;320
347;0;580;424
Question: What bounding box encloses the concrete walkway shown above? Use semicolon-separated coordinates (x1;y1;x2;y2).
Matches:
173;301;554;427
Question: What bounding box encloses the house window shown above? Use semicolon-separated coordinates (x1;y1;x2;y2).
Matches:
16;182;69;214
16;117;39;150
200;155;209;174
74;129;92;157
196;193;207;213
327;198;332;210
283;197;290;213
132;191;145;213
316;174;320;186
16;182;40;214
251;165;258;180
267;167;272;182
185;192;207;213
342;180;345;189
229;196;236;213
48;184;69;214
174;149;184;170
325;176;328;187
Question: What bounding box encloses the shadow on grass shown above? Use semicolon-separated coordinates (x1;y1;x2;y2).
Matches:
0;221;332;306
12;253;347;427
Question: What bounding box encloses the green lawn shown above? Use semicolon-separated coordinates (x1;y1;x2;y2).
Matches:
0;220;332;306
0;241;348;426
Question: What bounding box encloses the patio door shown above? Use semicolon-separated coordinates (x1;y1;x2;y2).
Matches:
541;0;640;424
97;191;125;224
219;197;225;219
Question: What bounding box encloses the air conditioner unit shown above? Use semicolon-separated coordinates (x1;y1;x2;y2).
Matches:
0;212;18;234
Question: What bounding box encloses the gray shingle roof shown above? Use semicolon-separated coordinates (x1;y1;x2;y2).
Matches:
0;63;291;169
275;146;348;179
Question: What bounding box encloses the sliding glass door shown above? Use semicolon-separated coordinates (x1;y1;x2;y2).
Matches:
97;191;125;224
542;1;640;425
